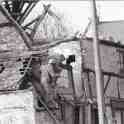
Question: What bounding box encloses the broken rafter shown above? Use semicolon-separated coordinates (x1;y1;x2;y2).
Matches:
0;4;33;49
84;68;124;79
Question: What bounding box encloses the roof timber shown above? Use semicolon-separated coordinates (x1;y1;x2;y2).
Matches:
0;4;33;49
32;36;124;50
84;68;124;79
86;37;124;49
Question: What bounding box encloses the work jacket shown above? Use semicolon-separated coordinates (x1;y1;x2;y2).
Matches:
40;64;62;103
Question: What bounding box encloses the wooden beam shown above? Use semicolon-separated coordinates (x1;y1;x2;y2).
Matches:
0;50;47;61
32;36;78;50
17;2;32;23
104;76;111;94
117;78;121;98
39;36;124;50
86;72;93;124
79;21;92;124
86;37;124;49
111;99;124;110
84;68;124;79
19;0;25;12
31;35;124;51
0;4;32;49
30;4;51;38
87;72;93;100
19;3;35;24
23;14;41;29
67;65;77;101
0;22;12;27
79;19;92;96
19;1;39;24
0;36;77;62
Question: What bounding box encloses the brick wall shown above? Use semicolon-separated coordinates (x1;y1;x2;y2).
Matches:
0;11;28;89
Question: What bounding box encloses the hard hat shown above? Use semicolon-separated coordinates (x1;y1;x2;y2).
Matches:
48;53;65;64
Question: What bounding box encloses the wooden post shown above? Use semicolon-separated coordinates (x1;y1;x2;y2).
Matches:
67;65;77;101
79;19;92;124
79;105;86;124
87;105;92;124
91;0;105;124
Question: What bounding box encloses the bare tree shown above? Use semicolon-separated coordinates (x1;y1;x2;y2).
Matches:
34;5;73;41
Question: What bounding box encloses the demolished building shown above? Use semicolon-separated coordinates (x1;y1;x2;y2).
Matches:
0;1;124;124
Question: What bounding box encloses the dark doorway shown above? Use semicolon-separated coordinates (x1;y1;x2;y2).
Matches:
73;106;80;124
92;108;99;124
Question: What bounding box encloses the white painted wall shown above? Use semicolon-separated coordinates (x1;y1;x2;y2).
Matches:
0;90;35;124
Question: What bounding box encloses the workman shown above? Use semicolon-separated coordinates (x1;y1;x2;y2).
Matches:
34;53;65;110
41;53;65;104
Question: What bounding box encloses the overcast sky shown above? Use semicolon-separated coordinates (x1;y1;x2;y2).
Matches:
25;1;124;34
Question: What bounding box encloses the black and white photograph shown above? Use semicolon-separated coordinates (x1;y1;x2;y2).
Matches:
0;0;124;124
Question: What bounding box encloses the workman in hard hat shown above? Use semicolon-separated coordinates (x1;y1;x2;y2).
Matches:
41;53;65;103
34;53;65;110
